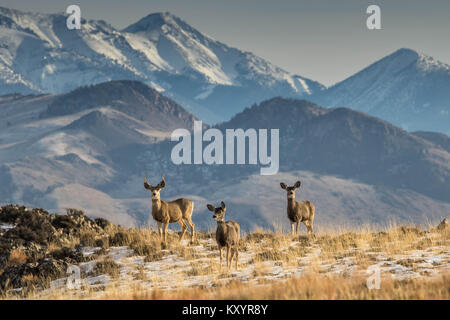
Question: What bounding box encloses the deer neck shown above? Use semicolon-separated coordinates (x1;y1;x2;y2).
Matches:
216;219;226;230
287;197;296;208
152;198;162;211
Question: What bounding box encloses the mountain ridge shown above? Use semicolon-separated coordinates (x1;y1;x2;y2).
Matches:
0;6;324;123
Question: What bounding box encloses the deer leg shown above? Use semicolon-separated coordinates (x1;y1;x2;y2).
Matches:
219;246;223;270
296;221;300;235
226;246;231;272
229;248;235;272
163;223;169;244
291;223;295;236
157;222;163;241
235;247;239;270
178;220;188;241
187;218;195;242
304;220;313;236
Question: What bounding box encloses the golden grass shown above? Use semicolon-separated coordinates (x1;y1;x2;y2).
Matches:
7;249;28;266
40;274;450;300
2;222;449;300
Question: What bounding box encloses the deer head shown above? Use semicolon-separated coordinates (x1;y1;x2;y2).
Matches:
280;180;301;199
207;201;226;221
144;175;166;201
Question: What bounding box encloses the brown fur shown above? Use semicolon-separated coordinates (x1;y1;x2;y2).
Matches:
280;180;315;236
145;176;195;244
207;201;240;271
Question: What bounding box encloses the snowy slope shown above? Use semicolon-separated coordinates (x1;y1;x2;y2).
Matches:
312;48;450;134
0;7;324;123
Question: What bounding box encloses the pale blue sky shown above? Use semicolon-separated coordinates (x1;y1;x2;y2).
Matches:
2;0;449;86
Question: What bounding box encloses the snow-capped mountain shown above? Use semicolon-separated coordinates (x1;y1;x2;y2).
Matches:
312;48;450;134
0;7;324;123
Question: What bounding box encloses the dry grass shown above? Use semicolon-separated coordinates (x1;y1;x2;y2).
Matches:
41;274;449;300
2;222;449;300
7;250;28;266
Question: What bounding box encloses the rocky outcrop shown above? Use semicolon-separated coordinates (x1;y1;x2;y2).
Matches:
0;205;112;291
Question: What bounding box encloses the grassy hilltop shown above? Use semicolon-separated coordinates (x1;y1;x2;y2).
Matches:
0;205;448;299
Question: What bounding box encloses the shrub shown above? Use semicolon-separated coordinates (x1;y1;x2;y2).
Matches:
66;208;84;217
0;205;26;223
6;210;56;245
92;259;120;278
51;215;76;230
80;232;97;247
95;237;110;249
110;232;130;246
49;247;74;260
94;218;111;230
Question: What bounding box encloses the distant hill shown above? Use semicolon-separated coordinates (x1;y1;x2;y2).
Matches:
0;81;197;226
43;80;196;131
122;98;450;229
1;82;449;231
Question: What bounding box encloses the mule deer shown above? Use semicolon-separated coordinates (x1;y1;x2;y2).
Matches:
207;201;240;272
280;180;315;236
144;175;195;244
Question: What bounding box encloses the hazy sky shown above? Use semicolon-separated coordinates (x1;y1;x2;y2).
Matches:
2;0;449;86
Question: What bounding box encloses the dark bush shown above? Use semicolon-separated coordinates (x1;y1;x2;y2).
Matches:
94;217;111;229
49;247;74;260
66;208;84;217
95;237;109;249
0;205;26;223
51;215;76;230
110;232;129;246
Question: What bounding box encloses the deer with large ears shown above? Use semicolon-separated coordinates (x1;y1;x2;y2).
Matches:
207;201;240;272
144;175;195;244
280;180;315;236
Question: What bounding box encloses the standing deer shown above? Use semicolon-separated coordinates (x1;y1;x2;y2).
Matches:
144;175;195;244
207;201;240;272
280;180;315;236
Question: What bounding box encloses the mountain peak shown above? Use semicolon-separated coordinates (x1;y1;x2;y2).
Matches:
122;11;187;33
392;47;419;56
379;48;420;68
386;48;449;72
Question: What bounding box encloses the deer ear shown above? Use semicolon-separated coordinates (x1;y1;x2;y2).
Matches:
294;181;301;189
144;182;152;190
280;182;287;190
206;204;215;212
159;180;165;188
221;201;226;209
